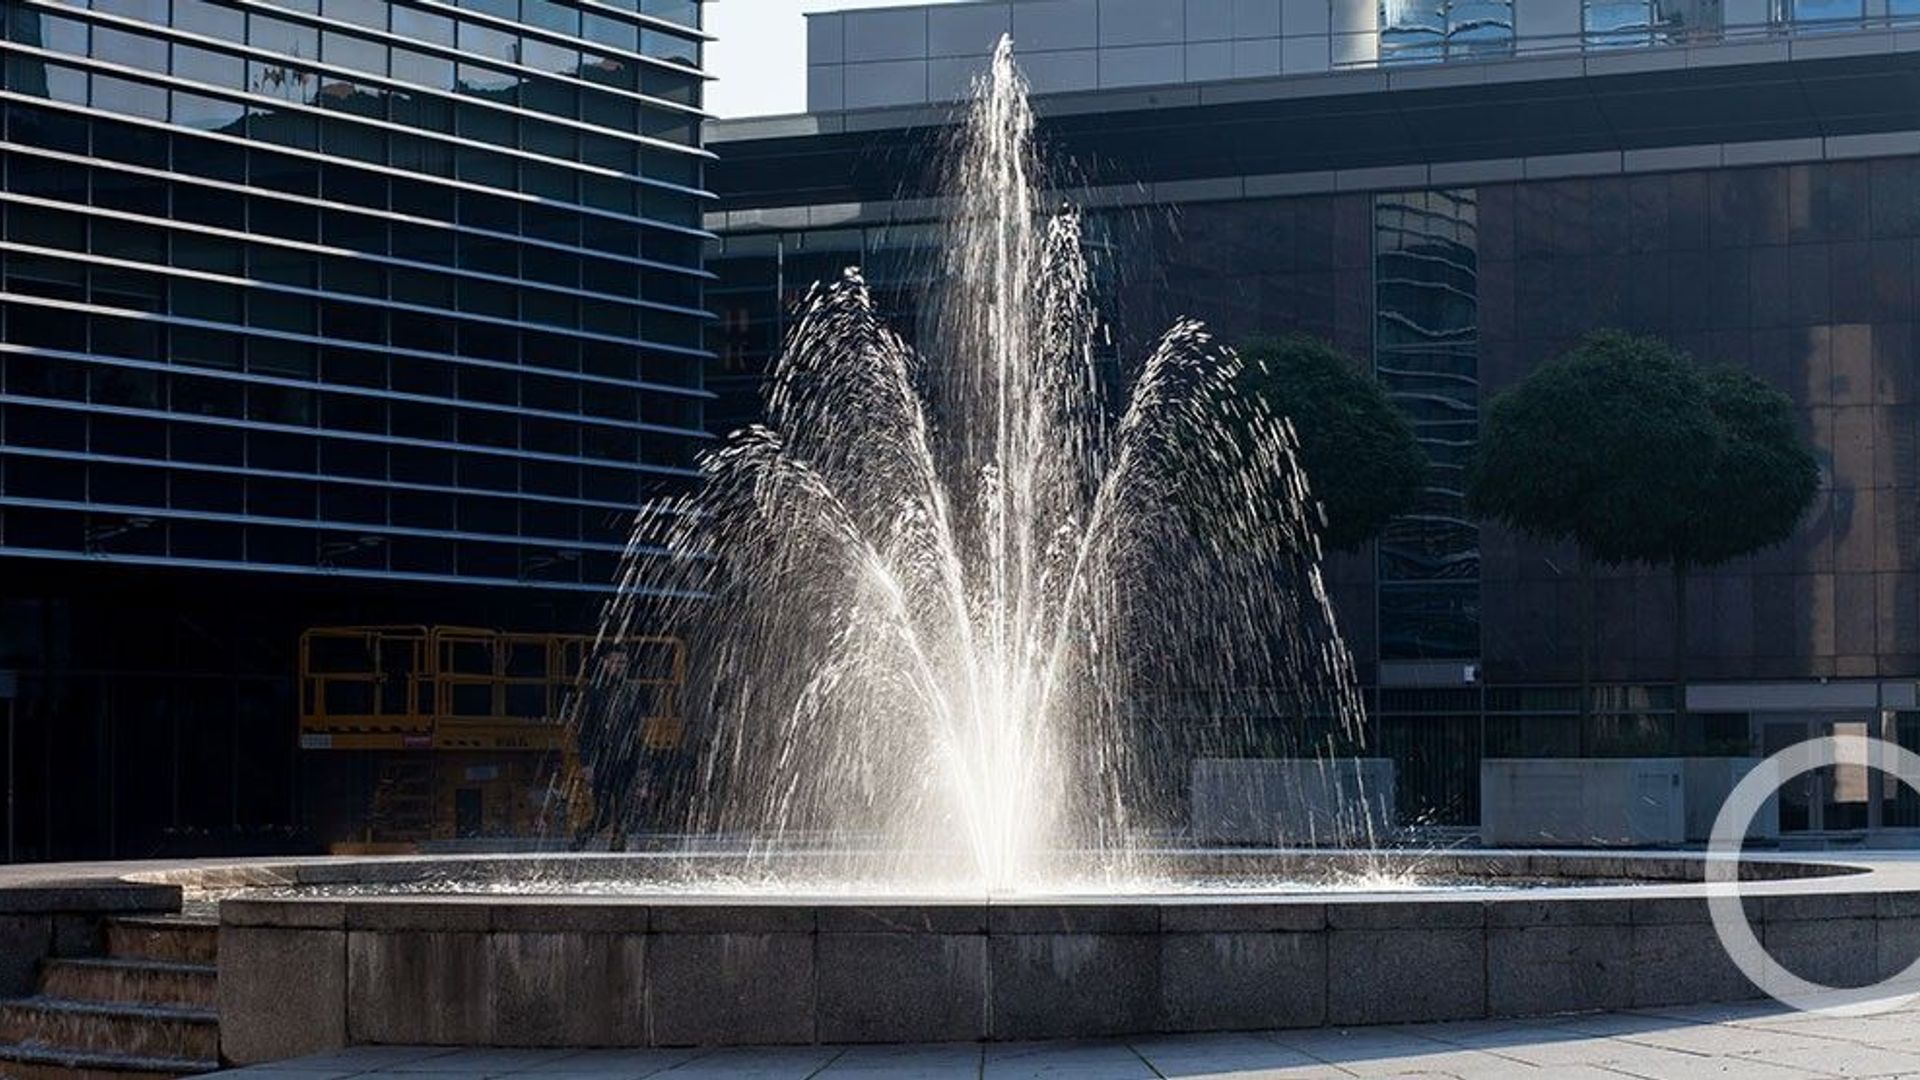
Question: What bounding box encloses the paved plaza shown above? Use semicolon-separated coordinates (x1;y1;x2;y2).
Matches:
209;1000;1920;1079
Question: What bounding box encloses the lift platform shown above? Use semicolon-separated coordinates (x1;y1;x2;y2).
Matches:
297;626;685;846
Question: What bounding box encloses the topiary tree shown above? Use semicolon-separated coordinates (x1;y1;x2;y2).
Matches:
1660;366;1820;720
1467;331;1723;728
1234;335;1427;553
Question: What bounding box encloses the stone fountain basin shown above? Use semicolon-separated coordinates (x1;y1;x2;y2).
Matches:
125;850;1920;1062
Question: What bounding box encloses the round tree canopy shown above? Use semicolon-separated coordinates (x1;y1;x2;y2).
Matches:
1236;335;1427;553
1674;366;1822;568
1467;330;1722;567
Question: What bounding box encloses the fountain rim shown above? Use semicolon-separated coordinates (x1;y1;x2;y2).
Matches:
98;848;1920;907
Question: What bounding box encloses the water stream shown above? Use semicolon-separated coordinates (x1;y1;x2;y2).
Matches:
571;39;1373;893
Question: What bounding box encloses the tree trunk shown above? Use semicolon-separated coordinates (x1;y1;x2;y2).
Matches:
1673;559;1690;755
1579;547;1594;757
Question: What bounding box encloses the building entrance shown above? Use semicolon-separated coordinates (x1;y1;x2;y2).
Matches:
1755;714;1880;835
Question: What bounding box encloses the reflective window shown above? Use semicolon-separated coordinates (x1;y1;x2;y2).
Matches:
1375;189;1481;661
172;87;245;129
581;11;637;53
1782;0;1863;21
391;5;454;46
390;48;456;93
321;0;387;31
93;24;167;71
1380;0;1513;60
174;0;243;38
640;0;700;28
521;37;578;76
581;53;635;91
322;31;387;78
247;14;318;61
462;0;519;19
456;20;518;65
640;27;698;66
172;43;244;89
92;72;168;118
521;0;578;35
91;0;167;21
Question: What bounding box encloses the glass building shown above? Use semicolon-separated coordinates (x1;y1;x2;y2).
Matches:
0;0;711;590
0;0;710;859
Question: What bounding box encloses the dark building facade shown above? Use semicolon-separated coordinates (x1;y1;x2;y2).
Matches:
0;0;711;857
708;0;1920;836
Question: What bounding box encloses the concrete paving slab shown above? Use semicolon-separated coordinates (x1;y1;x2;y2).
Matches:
812;1042;982;1077
506;1047;704;1077
207;999;1920;1080
649;1046;843;1078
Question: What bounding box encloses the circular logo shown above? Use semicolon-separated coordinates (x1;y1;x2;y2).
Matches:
1707;733;1920;1017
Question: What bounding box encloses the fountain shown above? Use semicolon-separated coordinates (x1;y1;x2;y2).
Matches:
571;36;1372;892
179;42;1912;1058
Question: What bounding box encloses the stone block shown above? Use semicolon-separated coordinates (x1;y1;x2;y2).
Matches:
990;904;1157;933
1765;918;1876;989
344;900;489;932
1630;921;1763;1006
1327;901;1484;930
1327;928;1484;1024
647;933;814;1046
219;927;347;1065
1763;893;1876;921
1159;932;1325;1031
1160;902;1325;933
489;903;649;934
1488;924;1634;1016
1875;892;1920;919
223;899;345;930
816;933;987;1043
490;932;645;1046
346;931;494;1045
650;904;814;934
1486;898;1632;928
1631;896;1718;925
0;916;49;996
50;914;96;958
989;933;1159;1038
1877;917;1920;982
816;905;987;934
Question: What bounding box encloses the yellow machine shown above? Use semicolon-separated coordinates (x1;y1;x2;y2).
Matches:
298;626;685;848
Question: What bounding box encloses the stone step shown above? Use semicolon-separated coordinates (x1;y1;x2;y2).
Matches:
39;959;218;1010
0;998;219;1063
100;919;217;967
0;1040;216;1079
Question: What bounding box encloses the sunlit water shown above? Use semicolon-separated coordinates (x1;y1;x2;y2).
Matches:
568;39;1375;894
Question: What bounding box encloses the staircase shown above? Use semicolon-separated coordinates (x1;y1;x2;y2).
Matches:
0;916;219;1079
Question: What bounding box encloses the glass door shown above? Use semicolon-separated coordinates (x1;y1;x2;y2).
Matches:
1761;719;1817;832
1757;715;1876;834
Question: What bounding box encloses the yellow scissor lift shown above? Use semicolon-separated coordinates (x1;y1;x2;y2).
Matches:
298;625;685;850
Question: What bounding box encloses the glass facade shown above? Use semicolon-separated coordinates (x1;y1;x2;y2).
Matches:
1585;0;1721;44
706;223;937;437
1373;189;1481;663
706;218;1122;437
1379;0;1515;62
0;0;711;590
